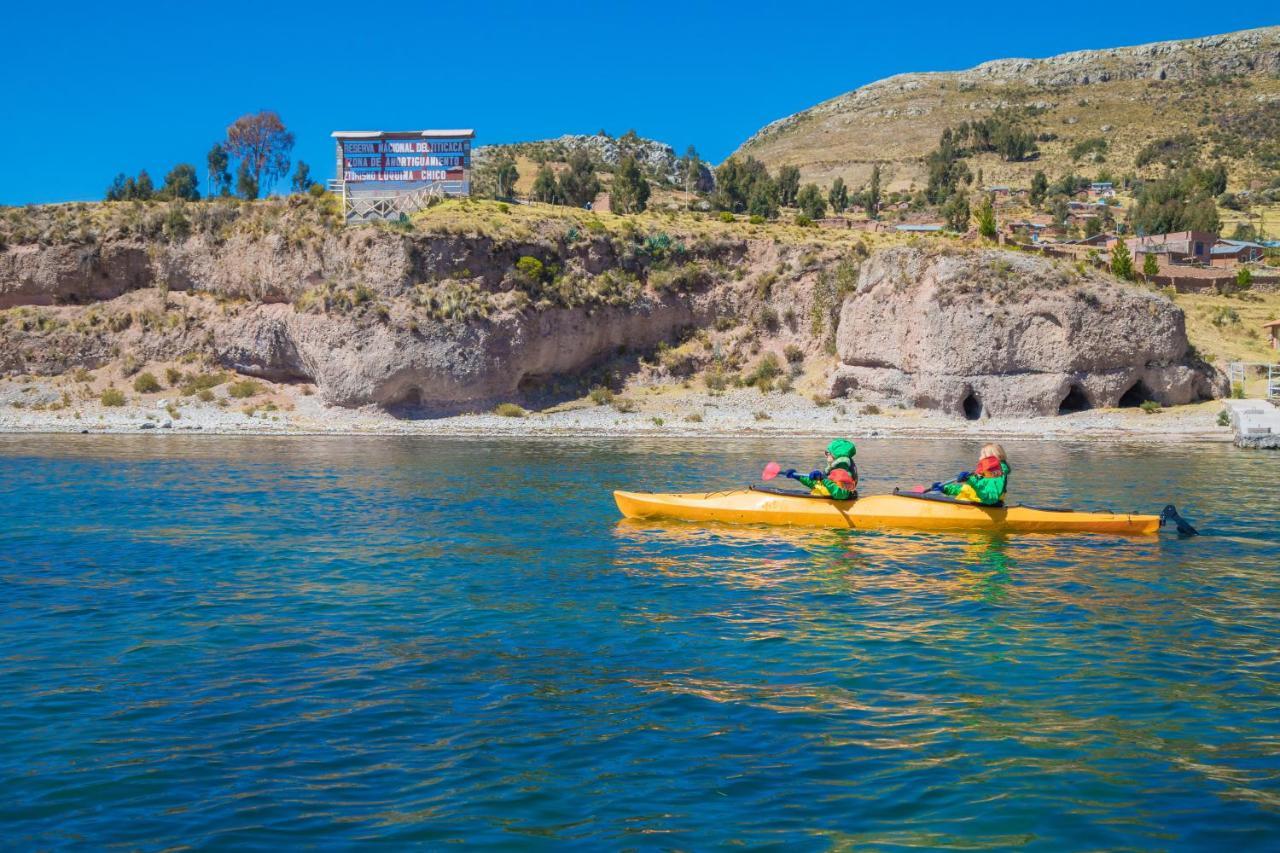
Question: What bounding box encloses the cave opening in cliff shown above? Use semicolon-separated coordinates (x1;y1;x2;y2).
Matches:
1118;380;1155;408
1058;385;1091;414
961;392;983;421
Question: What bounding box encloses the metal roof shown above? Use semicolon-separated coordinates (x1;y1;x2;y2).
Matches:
895;224;944;232
331;129;476;139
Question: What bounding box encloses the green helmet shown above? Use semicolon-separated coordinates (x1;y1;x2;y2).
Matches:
827;439;856;460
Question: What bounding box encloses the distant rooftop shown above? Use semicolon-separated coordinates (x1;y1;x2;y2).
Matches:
331;129;476;139
895;224;944;232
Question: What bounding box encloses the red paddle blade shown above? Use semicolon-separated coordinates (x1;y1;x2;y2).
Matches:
909;485;927;493
762;462;781;481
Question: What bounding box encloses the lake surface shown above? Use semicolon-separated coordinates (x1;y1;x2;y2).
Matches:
2;435;1278;849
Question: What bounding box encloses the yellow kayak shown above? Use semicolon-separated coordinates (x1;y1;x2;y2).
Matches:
613;488;1163;535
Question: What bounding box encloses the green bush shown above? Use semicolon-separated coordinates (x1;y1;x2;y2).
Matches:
588;385;614;406
704;369;730;392
164;367;183;385
1217;409;1231;427
862;403;882;415
717;211;735;223
611;397;637;413
307;183;327;198
180;371;227;395
1139;400;1162;414
748;214;765;225
100;387;126;407
794;214;813;228
132;372;162;393
784;344;805;364
746;353;783;388
515;256;545;283
197;389;215;402
494;402;526;417
228;379;263;399
1231;382;1245;399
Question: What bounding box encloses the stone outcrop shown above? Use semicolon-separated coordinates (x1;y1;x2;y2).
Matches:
828;247;1224;418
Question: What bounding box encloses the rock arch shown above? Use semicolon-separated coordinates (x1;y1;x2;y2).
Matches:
1118;379;1155;407
962;391;983;420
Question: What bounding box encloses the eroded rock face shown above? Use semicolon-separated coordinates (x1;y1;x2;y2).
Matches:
215;296;699;410
829;247;1224;417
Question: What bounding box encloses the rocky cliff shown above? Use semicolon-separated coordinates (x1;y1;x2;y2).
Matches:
829;247;1224;417
0;199;1224;417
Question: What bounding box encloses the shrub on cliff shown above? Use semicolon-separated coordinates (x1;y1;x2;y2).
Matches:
494;403;526;417
100;388;126;407
228;379;263;399
133;372;162;393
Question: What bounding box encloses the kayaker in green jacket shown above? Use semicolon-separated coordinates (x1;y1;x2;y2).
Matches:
783;439;859;500
938;443;1009;505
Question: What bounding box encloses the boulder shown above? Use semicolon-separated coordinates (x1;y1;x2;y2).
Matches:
829;247;1224;417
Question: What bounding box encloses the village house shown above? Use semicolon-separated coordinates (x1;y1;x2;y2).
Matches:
1266;319;1280;351
1114;231;1218;266
1210;239;1266;267
984;185;1012;200
1089;181;1116;199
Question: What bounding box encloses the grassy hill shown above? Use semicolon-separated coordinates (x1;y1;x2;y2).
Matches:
735;27;1280;194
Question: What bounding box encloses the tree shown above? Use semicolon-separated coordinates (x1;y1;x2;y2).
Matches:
866;164;881;218
159;163;201;201
224;110;294;196
777;165;801;207
134;170;155;200
796;183;826;220
494;158;519;198
207;144;231;197
611;155;650;214
1030;171;1048;207
977;195;997;239
531;164;563;204
828;177;848;214
747;178;779;219
1132;169;1222;236
291;161;315;193
236;160;259;200
1110;238;1134;280
1236;267;1253;292
558;150;600;207
1143;252;1159;279
943;191;970;232
105;173;129;201
680;145;708;194
1052;197;1069;227
714;156;771;212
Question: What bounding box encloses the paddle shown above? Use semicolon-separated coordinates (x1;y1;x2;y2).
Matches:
761;462;783;481
908;475;963;495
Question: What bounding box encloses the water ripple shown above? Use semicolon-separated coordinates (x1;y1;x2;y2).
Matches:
1;435;1278;848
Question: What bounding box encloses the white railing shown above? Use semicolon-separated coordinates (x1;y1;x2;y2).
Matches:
339;179;470;223
1227;362;1280;399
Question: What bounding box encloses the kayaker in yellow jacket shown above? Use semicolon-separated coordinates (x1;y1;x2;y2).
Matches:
782;439;858;500
938;443;1009;505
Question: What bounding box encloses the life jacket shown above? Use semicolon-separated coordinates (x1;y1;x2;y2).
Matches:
976;456;1004;477
811;459;858;497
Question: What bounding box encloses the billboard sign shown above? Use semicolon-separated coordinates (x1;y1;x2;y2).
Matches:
340;137;471;184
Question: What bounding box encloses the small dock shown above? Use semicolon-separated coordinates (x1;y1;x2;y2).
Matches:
1224;399;1280;449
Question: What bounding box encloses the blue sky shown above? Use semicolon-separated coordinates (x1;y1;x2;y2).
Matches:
2;2;1276;204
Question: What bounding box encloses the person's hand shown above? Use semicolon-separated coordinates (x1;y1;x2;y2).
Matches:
956;471;971;481
782;469;797;479
931;482;943;491
808;470;824;480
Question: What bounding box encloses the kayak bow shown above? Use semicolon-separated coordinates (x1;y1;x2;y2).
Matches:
613;488;1162;535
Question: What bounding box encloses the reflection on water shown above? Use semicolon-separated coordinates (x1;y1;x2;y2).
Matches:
1;435;1278;848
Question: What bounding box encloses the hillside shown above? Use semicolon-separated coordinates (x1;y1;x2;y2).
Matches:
736;27;1280;193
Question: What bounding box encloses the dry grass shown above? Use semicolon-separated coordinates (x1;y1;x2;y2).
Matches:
738;68;1280;194
1177;289;1280;396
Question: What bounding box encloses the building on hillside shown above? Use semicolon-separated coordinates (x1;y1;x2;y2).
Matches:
1211;239;1266;266
330;129;474;223
1064;232;1114;247
984;185;1012;199
1114;231;1218;266
1005;218;1059;242
1089;181;1116;198
895;223;944;233
1266;320;1280;351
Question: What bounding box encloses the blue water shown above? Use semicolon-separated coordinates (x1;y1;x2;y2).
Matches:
2;435;1278;849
